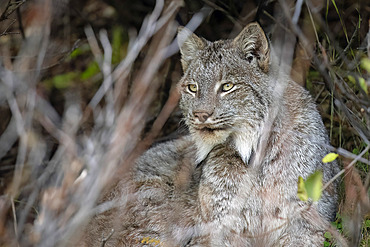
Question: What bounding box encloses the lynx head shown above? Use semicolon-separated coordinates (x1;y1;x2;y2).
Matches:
177;23;273;163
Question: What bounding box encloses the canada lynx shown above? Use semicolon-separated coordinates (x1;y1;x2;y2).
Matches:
81;23;339;246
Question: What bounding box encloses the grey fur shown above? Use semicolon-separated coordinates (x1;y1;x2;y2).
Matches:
80;22;339;246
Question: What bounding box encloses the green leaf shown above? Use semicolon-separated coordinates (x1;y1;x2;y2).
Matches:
297;171;323;202
322;153;338;163
347;75;368;94
337;222;342;230
70;47;83;59
304;170;323;202
347;75;356;84
297;176;308;201
361;58;370;72
358;77;368;94
80;61;100;80
330;0;349;44
112;26;123;64
324;231;332;239
52;72;78;89
69;44;91;59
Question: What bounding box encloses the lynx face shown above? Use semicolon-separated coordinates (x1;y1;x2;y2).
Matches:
178;23;273;162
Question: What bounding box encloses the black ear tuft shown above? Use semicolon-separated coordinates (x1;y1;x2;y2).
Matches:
246;55;254;63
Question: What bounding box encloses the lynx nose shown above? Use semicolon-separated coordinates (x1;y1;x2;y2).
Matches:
194;111;212;122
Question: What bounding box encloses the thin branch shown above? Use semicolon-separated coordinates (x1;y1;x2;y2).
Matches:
329;146;370;166
0;0;12;21
323;145;370;192
0;0;26;21
11;196;19;246
0;18;17;36
100;229;115;247
292;0;304;25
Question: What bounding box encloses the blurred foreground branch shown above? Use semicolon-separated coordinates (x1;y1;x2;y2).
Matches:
0;0;186;246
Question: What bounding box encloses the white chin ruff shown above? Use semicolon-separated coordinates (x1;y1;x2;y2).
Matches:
191;127;259;165
192;129;231;164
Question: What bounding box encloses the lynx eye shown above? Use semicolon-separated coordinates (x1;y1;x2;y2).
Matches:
188;84;198;93
222;82;234;92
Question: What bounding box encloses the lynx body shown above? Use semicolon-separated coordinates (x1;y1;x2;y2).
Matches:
81;23;339;246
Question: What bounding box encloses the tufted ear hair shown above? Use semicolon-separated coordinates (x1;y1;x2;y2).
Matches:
177;26;206;71
232;22;270;73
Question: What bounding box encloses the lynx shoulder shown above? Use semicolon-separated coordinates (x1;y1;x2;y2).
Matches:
81;23;339;246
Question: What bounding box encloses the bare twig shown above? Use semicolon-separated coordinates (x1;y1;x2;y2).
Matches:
323;145;370;192
100;229;115;247
329;146;370;166
10;197;19;247
0;18;18;36
0;0;13;21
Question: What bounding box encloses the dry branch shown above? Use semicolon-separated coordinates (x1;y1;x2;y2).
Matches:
0;0;186;245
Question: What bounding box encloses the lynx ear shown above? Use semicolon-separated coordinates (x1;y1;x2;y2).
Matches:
232;22;270;73
177;27;206;71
